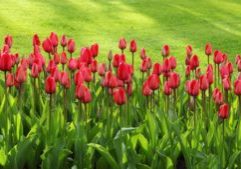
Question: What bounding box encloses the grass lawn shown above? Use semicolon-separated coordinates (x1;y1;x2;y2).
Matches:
1;0;241;70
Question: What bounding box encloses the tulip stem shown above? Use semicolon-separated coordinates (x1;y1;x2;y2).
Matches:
239;96;241;117
49;94;52;137
214;64;217;87
173;89;177;116
222;120;225;168
217;64;220;85
63;88;67;121
208;55;210;65
132;52;134;70
193;96;196;128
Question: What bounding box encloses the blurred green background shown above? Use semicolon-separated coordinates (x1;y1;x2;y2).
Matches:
1;0;241;70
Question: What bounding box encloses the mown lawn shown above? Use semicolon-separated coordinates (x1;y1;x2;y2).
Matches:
1;0;241;68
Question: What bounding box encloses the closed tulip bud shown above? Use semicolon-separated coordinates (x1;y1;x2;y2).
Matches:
223;77;231;90
147;74;160;90
190;55;199;70
97;63;106;76
205;43;212;56
61;35;67;48
162;58;171;77
130;40;137;53
119;38;127;50
32;34;40;46
220;64;229;79
112;54;120;68
169;56;177;70
90;43;99;57
206;64;214;85
46;60;56;73
6;73;14;87
109;75;119;88
0;53;13;71
60;71;70;89
90;59;98;73
218;103;229;119
212;88;223;105
15;66;27;84
113;87;127;105
68;58;78;71
214;50;224;64
49;32;58;47
31;63;40;78
161;44;170;57
142;80;153;96
42;38;53;54
80;47;92;65
60;51;68;65
140;58;148;72
45;76;56;94
168;72;180;89
117;63;131;81
4;35;13;48
226;62;233;74
186;80;199;96
54;53;60;64
82;67;92;82
74;70;84;85
185;66;191;78
164;81;172;96
234;79;241;95
186;45;192;58
75;84;85;100
82;86;92;103
199;74;209;91
108;50;113;61
140;48;146;60
126;83;133;96
67;39;75;54
2;44;9;54
152;63;162;75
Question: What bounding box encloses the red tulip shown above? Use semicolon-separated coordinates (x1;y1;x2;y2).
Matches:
161;44;170;57
90;43;99;57
75;84;85;100
186;80;199;96
220;64;230;79
164;81;172;95
109;75;119;89
147;74;160;90
15;66;27;84
31;63;40;78
218;103;229;119
4;35;13;48
60;71;70;89
0;53;13;71
167;72;180;89
190;55;199;70
113;87;127;105
45;76;56;94
49;32;58;47
80;47;92;65
61;35;67;48
234;78;241;95
46;60;56;73
223;77;231;90
60;51;68;65
126;83;133;96
199;74;209;91
119;38;127;50
212;88;223;105
54;53;60;64
68;58;78;71
82;86;92;103
2;44;9;54
205;43;212;56
152;63;162;75
195;68;201;79
214;50;224;64
185;66;191;78
186;45;192;57
90;59;98;73
169;56;177;70
206;64;214;85
42;38;53;54
117;63;131;81
67;39;75;54
140;48;146;60
140;57;150;72
82;67;92;83
97;63;106;76
130;40;137;53
50;67;61;82
142;80;153;96
74;70;84;85
162;58;171;77
6;73;14;87
226;62;233;75
32;34;40;46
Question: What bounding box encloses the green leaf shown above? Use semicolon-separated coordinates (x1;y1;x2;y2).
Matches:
227;150;241;169
88;143;120;169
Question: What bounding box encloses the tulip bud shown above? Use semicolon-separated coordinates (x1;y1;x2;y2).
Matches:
119;38;127;50
140;48;146;60
0;53;13;71
234;78;241;95
61;35;67;48
6;73;14;87
91;43;99;57
60;71;70;89
186;79;199;96
199;74;209;91
164;81;172;96
205;43;212;56
113;87;127;105
161;45;170;57
147;74;160;90
142;80;153;96
32;34;40;46
60;51;68;65
67;39;75;54
45;76;56;94
218;103;229;119
130;40;137;53
42;38;53;54
167;72;180;89
190;55;199;70
49;32;58;48
186;45;192;58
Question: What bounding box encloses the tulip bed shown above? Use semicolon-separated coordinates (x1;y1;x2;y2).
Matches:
1;33;241;169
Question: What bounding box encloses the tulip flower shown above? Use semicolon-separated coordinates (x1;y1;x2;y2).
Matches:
90;43;99;58
6;73;14;88
4;35;13;48
234;78;241;115
161;44;170;59
42;38;53;58
60;52;68;69
205;43;212;64
223;77;231;103
0;53;13;73
142;80;153;96
185;65;191;79
152;63;162;76
97;63;106;77
32;34;40;46
61;35;67;50
164;81;172;112
190;55;199;71
54;53;60;64
49;32;58;50
140;48;146;60
147;74;160;91
199;74;209;117
45;76;56;94
67;39;75;57
219;103;229;119
117;63;131;82
68;58;78;72
119;38;127;54
162;58;171;78
212;88;223;106
130;40;137;68
186;45;192;58
113;87;127;106
169;56;177;70
15;66;27;84
168;72;180;89
31;63;40;78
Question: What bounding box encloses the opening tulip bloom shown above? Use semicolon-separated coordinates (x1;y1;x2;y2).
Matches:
113;87;127;105
0;53;13;72
67;39;75;56
45;76;56;94
42;38;53;54
186;79;199;97
147;74;160;90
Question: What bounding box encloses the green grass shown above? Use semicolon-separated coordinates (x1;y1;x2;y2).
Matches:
1;0;241;69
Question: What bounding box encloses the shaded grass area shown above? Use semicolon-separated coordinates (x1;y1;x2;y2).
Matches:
1;0;241;70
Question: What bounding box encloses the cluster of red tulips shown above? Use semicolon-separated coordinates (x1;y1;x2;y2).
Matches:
2;32;241;125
